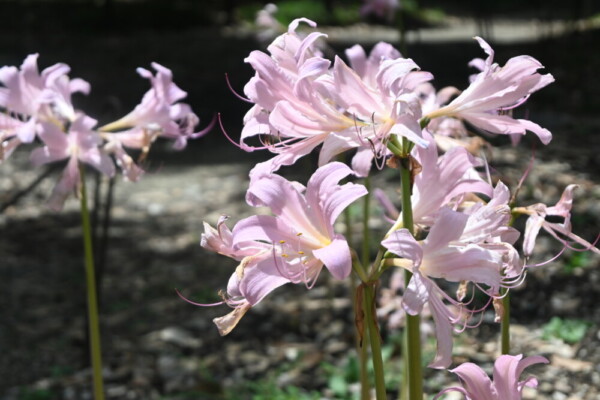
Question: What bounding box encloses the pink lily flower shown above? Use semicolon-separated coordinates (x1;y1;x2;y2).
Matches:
517;185;600;257
409;130;493;227
203;162;367;335
434;354;549;399
240;20;431;179
382;204;520;368
30;114;115;210
0;53;89;144
241;19;359;178
425;37;554;145
100;62;211;151
324;51;431;176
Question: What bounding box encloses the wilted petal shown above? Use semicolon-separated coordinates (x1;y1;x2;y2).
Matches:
213;302;252;336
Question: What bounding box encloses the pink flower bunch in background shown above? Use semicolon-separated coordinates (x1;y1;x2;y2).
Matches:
194;18;599;399
0;55;212;210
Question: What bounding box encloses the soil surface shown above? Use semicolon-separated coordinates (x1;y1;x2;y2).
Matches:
1;3;600;399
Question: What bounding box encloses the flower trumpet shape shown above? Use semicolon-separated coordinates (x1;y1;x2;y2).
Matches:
434;354;548;399
201;162;367;335
100;62;210;151
0;53;89;146
518;184;600;258
425;37;554;145
30;114;115;210
382;202;520;368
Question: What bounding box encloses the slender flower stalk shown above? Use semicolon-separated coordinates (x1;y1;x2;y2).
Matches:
501;287;511;354
362;176;372;271
79;164;105;400
363;282;387;400
399;150;423;400
355;279;372;400
346;207;371;400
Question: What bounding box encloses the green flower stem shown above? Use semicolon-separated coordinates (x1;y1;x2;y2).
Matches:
363;283;387;400
79;165;106;400
501;284;511;354
399;154;423;400
501;209;523;355
346;208;371;400
362;176;372;270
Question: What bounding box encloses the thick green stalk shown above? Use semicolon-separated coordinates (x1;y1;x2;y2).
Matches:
364;283;387;400
501;287;511;354
79;165;106;400
399;154;423;400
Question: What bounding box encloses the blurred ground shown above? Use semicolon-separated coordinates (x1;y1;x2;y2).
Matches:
1;1;600;399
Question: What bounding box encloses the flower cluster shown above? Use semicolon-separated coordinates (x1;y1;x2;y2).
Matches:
191;18;597;399
1;55;212;210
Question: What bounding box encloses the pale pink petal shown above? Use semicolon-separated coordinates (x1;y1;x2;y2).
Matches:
305;161;367;230
238;258;293;305
382;229;423;268
14;118;37;143
427;291;456;369
332;56;384;117
494;354;548;398
351;146;376;178
450;362;496;399
461;182;512;243
423;245;503;288
523;214;544;257
47;157;79;211
69;77;91;95
344;44;368;77
247;135;326;180
30;146;68;166
402;271;429;315
424;207;469;253
232;215;304;246
244;174;315;233
546;184;578;217
318;133;355;167
514;355;549;385
312;234;352;280
493;354;522;398
79;148;115;177
375;58;421;94
516;119;552;145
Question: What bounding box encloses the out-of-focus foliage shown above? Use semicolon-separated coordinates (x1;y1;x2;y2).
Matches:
237;0;361;26
542;317;591;344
